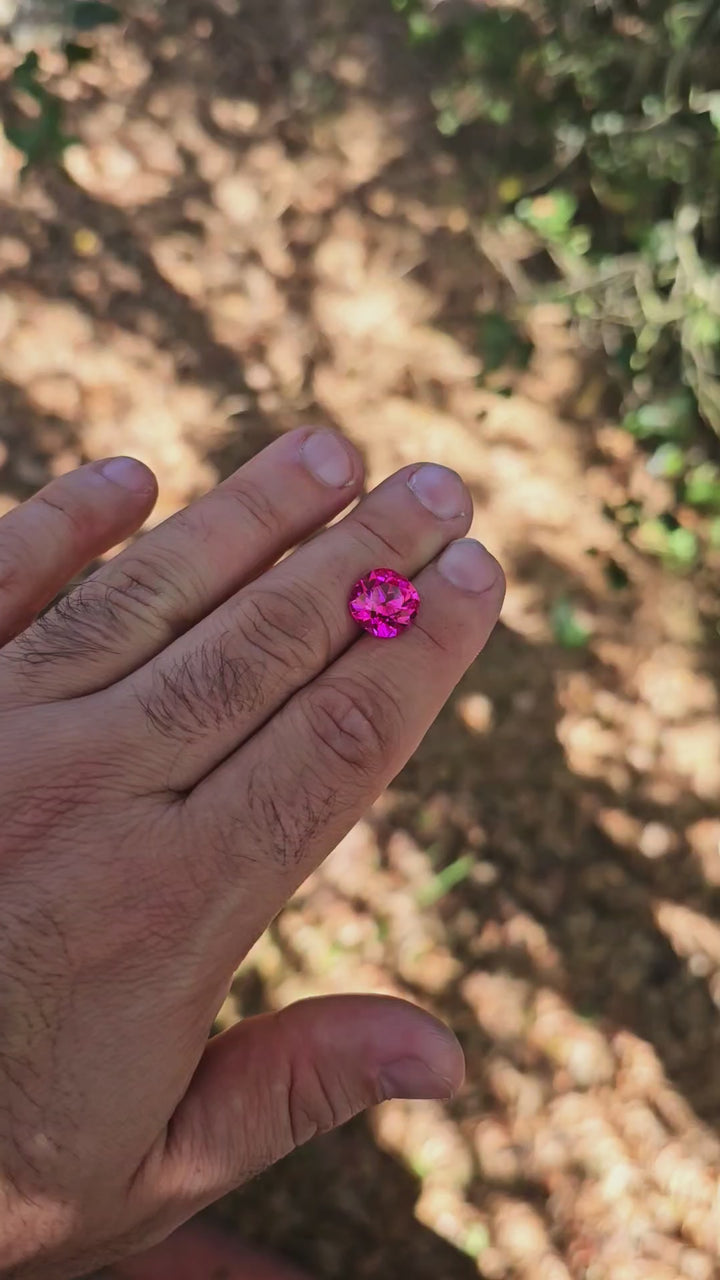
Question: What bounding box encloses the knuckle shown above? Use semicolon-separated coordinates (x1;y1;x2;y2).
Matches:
283;1055;355;1149
237;585;331;677
302;675;396;774
108;548;198;637
139;633;253;742
413;617;454;658
109;560;165;621
0;532;31;601
12;580;123;666
0;556;24;605
12;547;198;671
33;491;87;542
350;510;405;563
223;479;279;538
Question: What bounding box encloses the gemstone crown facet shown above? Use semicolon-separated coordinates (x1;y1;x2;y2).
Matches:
348;567;420;639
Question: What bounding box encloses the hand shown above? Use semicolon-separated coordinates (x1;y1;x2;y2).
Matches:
0;429;504;1278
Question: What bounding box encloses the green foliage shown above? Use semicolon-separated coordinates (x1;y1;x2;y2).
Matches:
648;442;687;478
516;190;578;243
416;853;475;907
476;311;532;376
6;50;77;169
2;0;121;171
63;40;95;64
550;599;591;649
71;1;119;29
684;461;720;508
604;558;630;591
622;391;695;442
636;515;700;567
462;1224;490;1259
393;0;720;571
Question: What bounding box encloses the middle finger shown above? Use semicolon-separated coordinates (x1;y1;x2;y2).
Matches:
112;463;471;791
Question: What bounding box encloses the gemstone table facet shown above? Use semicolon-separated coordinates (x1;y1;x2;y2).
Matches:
348;568;420;639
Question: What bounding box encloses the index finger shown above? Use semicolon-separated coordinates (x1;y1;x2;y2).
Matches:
0;427;363;705
0;458;157;649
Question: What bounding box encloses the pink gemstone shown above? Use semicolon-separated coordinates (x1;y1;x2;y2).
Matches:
348;567;420;639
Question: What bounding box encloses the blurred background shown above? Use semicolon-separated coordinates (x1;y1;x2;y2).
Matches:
2;1;720;1276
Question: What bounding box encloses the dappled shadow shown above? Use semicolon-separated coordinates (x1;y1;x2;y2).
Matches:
0;373;79;496
386;615;720;1120
213;1114;480;1280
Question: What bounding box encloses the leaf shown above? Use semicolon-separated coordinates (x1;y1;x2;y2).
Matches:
516;189;578;241
568;226;591;255
71;1;121;30
550;599;591;649
417;854;475;907
476;311;532;374
463;1225;490;1258
498;176;523;203
648;443;686;479
436;106;461;136
12;51;47;101
64;41;94;66
643;220;678;265
687;311;720;347
684;463;720;509
591;111;625;136
666;526;698;568
12;51;39;86
637;517;671;556
604;559;630;590
622;393;694;442
5;85;74;169
637;518;698;568
606;499;643;529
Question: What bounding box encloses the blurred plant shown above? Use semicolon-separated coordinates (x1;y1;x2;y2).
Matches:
416;853;475;907
393;0;720;568
476;309;532;378
550;598;592;649
1;0;120;171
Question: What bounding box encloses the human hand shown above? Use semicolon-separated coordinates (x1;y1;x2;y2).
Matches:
0;429;504;1278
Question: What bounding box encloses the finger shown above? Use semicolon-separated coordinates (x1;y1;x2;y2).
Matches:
102;1222;310;1280
0;428;363;706
114;462;472;791
0;457;157;649
188;537;504;927
144;996;463;1215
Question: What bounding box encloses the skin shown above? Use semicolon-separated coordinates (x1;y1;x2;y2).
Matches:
0;428;505;1279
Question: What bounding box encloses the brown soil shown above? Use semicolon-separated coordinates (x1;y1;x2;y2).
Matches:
2;3;720;1277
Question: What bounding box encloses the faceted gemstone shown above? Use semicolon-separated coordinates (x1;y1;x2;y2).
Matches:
348;567;420;639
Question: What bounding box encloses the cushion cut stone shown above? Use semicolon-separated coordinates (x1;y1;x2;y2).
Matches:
348;567;420;639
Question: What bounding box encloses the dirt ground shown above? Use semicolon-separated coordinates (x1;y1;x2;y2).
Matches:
2;2;720;1277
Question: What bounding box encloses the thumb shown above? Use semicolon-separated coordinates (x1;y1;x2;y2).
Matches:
155;994;464;1211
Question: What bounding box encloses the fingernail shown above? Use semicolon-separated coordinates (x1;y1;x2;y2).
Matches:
379;1057;457;1102
301;429;355;488
408;464;467;520
437;538;502;593
96;456;156;494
